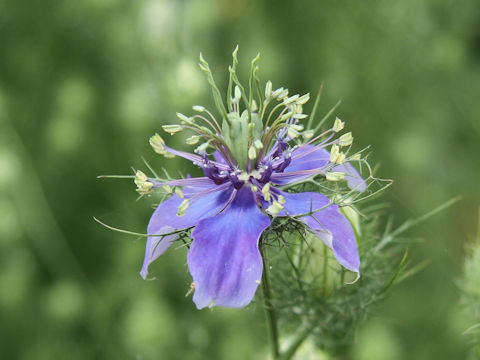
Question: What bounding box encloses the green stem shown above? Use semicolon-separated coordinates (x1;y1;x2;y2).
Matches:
260;245;280;359
280;322;317;360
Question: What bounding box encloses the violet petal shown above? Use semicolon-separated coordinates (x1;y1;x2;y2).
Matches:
188;187;271;309
277;190;360;274
140;185;234;279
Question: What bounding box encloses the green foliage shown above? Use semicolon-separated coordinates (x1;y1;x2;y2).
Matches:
461;210;480;359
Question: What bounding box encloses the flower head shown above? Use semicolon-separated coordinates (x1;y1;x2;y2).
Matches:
139;48;369;309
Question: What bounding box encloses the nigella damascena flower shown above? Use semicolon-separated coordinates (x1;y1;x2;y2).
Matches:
137;48;367;309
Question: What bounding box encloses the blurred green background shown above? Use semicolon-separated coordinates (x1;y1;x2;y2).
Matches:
1;0;479;358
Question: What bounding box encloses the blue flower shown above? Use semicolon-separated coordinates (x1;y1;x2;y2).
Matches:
137;50;367;309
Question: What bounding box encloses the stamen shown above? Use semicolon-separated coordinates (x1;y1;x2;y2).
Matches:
333;117;345;132
326;172;346;182
134;170;153;195
338;132;353;147
162;124;183;135
177;199;190;217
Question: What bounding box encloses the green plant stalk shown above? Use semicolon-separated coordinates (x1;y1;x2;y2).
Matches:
260;245;280;359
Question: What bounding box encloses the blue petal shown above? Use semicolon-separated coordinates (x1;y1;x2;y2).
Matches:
277;190;360;273
140;185;234;279
187;187;271;309
272;145;366;191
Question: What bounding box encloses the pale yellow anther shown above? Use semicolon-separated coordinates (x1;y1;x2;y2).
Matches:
174;188;184;199
290;124;304;131
254;139;264;149
333;117;345;132
176;112;191;123
267;201;284;216
150;134;174;158
250;184;258;192
287;127;300;139
283;94;300;105
238;172;250;181
162;124;183;135
293;113;308;119
250;170;262;180
149;133;165;153
281;111;294;121
302;130;314;140
336;153;346;165
186;135;200;145
296;93;310;105
262;183;271;202
265;81;272;99
277;195;286;204
251;100;258;112
272;87;288;100
195;142;210;153
192;105;205;112
338;132;353;147
248;145;257;160
134;170;153;195
329;144;340;163
177;199;190;217
326;172;346;182
162;185;172;193
234;86;242;101
349;153;361;161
